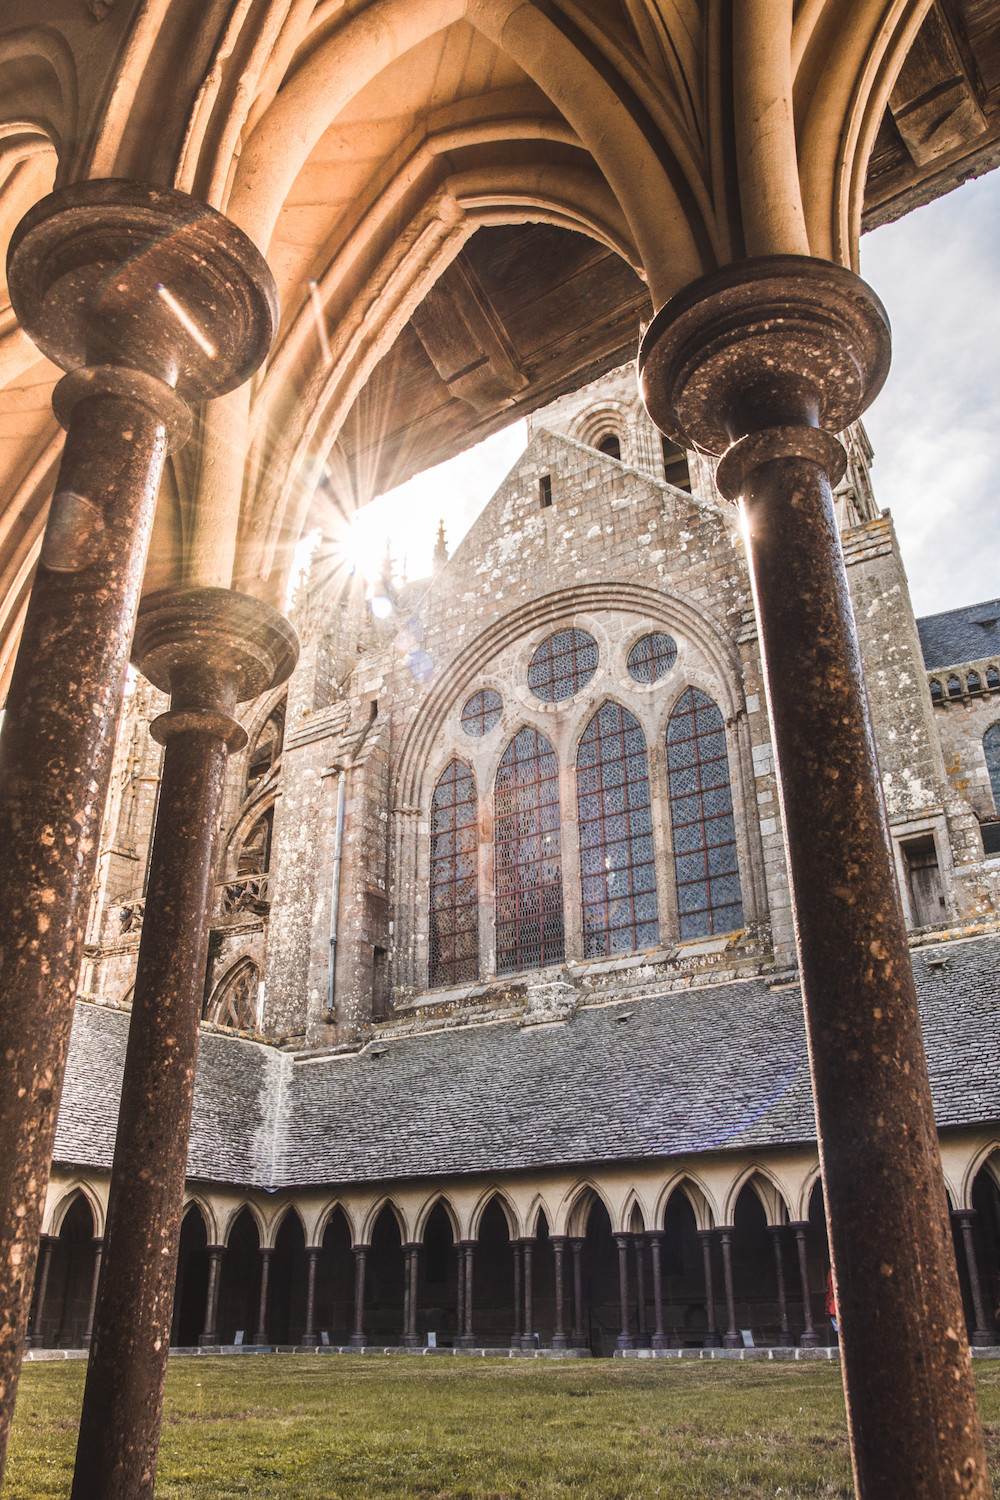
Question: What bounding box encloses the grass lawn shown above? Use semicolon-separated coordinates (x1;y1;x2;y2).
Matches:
6;1355;1000;1499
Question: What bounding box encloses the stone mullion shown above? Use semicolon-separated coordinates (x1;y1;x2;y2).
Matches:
560;758;584;962
645;742;679;943
478;787;495;981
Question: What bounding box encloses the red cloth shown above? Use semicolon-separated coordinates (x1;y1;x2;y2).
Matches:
825;1269;836;1317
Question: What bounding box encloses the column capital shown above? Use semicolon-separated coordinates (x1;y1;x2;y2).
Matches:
638;256;890;480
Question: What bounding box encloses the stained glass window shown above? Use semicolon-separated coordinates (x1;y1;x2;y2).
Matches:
577;703;658;957
495;728;565;973
461;689;502;736
666;688;743;938
984;724;1000;809
429;760;479;988
527;629;598;702
627;633;678;684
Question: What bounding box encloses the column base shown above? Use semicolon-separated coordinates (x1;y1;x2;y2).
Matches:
29;1335;44;1349
776;1333;796;1347
616;1334;636;1351
79;1335;92;1350
301;1334;318;1348
651;1333;670;1350
402;1334;421;1348
703;1332;722;1348
520;1334;538;1351
972;1330;999;1347
349;1334;366;1350
799;1331;821;1348
198;1335;216;1348
551;1333;568;1351
254;1330;267;1347
509;1334;522;1349
455;1335;475;1350
723;1332;742;1349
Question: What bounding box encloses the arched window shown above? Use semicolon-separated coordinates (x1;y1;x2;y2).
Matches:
577;703;658;957
495;728;564;974
666;688;743;938
988;666;1000;692
527;629;599;702
947;675;963;698
597;432;621;460
661;434;691;492
205;958;259;1029
429;761;479;988
245;702;285;798
984;724;1000;810
930;678;943;703
968;670;982;694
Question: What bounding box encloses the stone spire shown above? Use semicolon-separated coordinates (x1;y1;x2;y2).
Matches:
433;518;449;571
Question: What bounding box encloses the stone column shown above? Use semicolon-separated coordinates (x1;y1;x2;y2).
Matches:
511;1241;523;1349
953;1211;997;1347
254;1248;273;1347
769;1227;793;1347
72;590;297;1500
81;1240;103;1349
648;1234;667;1349
697;1229;720;1348
199;1247;225;1348
718;1230;740;1348
402;1245;420;1348
0;179;273;1477
551;1238;568;1351
570;1238;585;1347
29;1236;55;1348
634;1236;648;1344
520;1239;535;1351
456;1244;475;1349
350;1246;368;1349
302;1247;320;1348
791;1223;820;1349
640;255;990;1497
615;1235;634;1351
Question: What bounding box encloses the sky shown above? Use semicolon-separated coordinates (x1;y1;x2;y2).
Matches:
340;169;1000;621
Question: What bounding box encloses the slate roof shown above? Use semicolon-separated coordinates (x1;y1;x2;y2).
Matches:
917;599;1000;669
54;934;1000;1188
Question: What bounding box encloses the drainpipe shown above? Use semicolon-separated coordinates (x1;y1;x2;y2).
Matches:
325;703;377;1020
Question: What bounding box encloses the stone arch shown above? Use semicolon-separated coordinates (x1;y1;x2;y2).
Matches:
273;1201;308;1243
360;1195;407;1246
623;1193;647;1234
655;1173;716;1232
315;1198;360;1248
415;1192;461;1243
222;793;279;883
48;1182;103;1238
563;1180;614;1239
204;956;260;1031
469;1187;519;1241
524;1193;556;1239
181;1194;219;1245
961;1142;1000;1211
0;28;78;156
795;1165;825;1224
172;1200;212;1347
221;1199;266;1247
724;1166;792;1228
567;400;632;462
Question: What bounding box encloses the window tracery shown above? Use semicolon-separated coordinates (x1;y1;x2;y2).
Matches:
461;689;502;736
984;723;1000;810
627;633;677;684
204;958;259;1030
245;702;285;798
429;760;479;988
495;728;564;973
577;703;658;957
527;629;599;702
666;688;743;938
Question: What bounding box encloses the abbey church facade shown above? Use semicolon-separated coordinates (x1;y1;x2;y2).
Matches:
33;369;1000;1359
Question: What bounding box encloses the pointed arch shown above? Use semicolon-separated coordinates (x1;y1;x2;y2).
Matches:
273;1202;308;1243
360;1196;407;1245
961;1142;1000;1212
495;725;564;974
656;1173;716;1232
724;1166;791;1228
563;1180;614;1238
181;1195;218;1245
429;758;479;988
48;1183;102;1238
204;957;260;1030
415;1192;461;1243
577;699;658;958
666;686;743;938
469;1187;519;1240
316;1199;358;1246
221;1200;266;1247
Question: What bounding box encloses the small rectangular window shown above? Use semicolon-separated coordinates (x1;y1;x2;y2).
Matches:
539;474;552;509
981;821;1000;858
901;835;946;928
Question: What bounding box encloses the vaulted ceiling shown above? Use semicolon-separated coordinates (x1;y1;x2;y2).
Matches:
2;0;1000;694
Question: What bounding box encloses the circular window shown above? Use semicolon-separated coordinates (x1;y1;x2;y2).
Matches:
627;632;678;684
461;689;502;736
528;629;599;702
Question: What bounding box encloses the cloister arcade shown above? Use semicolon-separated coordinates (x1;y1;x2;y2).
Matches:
31;1139;1000;1359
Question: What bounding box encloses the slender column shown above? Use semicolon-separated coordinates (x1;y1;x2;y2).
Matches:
455;1242;466;1346
81;1240;103;1349
254;1248;273;1346
199;1247;224;1348
769;1227;793;1347
551;1238;567;1350
697;1230;721;1347
29;1236;55;1349
953;1211;997;1347
511;1241;523;1348
719;1230;740;1348
791;1223;820;1348
72;591;296;1499
634;1236;648;1343
302;1247;320;1347
570;1238;585;1347
615;1235;634;1351
0;179;261;1475
520;1239;535;1351
641;256;990;1497
648;1234;667;1350
350;1246;368;1349
456;1244;475;1349
402;1245;420;1348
